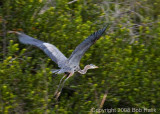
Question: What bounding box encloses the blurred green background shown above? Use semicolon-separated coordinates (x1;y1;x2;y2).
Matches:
0;0;160;113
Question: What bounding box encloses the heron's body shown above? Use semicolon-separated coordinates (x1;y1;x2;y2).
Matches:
8;25;108;98
55;61;80;74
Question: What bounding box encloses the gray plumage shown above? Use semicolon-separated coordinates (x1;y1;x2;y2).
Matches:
8;26;107;74
17;33;67;68
8;25;108;98
68;26;108;66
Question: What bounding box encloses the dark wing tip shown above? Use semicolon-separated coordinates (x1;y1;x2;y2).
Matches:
90;24;109;41
99;24;109;34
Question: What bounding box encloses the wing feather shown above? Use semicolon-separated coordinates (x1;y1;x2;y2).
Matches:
14;32;67;68
68;26;108;65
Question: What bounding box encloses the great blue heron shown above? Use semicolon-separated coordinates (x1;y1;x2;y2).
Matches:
8;25;108;98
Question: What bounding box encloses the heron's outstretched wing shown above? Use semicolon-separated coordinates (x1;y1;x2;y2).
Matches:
68;26;108;65
10;31;67;68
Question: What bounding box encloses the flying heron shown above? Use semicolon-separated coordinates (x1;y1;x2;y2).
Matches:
8;25;108;98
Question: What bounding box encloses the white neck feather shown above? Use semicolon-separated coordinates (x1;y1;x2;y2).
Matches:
78;65;90;74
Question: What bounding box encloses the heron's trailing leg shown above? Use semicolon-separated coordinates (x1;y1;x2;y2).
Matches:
55;73;73;99
54;74;67;97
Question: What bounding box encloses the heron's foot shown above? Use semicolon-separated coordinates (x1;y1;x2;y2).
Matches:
54;90;59;97
54;90;62;100
55;92;61;100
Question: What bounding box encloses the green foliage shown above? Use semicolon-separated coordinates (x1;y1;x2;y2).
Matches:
0;0;160;113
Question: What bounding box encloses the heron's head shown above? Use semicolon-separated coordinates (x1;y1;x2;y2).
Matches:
87;64;98;69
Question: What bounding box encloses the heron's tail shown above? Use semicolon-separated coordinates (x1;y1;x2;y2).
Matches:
51;69;60;74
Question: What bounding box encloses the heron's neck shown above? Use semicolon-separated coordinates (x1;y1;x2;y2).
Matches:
78;65;90;74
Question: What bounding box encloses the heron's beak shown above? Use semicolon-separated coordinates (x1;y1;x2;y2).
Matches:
94;66;99;68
